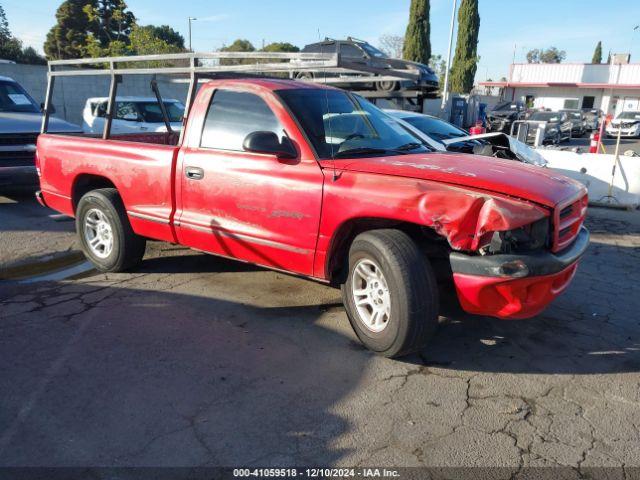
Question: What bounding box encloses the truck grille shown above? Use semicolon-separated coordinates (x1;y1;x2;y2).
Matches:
0;134;38;167
552;194;588;253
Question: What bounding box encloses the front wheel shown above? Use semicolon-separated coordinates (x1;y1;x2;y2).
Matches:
76;188;146;272
375;80;400;92
341;229;439;358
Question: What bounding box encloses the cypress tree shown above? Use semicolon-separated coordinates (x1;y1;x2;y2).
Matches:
44;0;96;59
449;0;480;94
403;0;431;64
592;41;602;63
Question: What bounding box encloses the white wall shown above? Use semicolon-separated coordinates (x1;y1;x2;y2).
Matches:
508;86;604;111
510;63;640;86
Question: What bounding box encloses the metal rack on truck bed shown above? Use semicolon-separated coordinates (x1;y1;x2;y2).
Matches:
42;51;430;139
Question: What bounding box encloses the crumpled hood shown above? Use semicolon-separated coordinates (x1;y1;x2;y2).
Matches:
0;112;81;134
321;152;586;209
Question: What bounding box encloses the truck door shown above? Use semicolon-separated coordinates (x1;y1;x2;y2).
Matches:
176;88;324;276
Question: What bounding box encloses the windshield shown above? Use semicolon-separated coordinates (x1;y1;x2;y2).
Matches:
278;89;429;159
617;111;640;120
565;112;582;120
401;115;467;143
507;136;548;167
137;101;184;123
359;43;388;58
529;112;560;122
0;80;40;113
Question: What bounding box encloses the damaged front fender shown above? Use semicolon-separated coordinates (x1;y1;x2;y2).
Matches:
416;189;549;251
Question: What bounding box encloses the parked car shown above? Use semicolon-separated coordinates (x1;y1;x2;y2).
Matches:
297;37;439;93
486;101;526;133
0;76;81;191
560;109;587;137
37;78;589;358
582;108;601;131
82;96;185;135
524;111;573;145
385;109;547;166
605;111;640;138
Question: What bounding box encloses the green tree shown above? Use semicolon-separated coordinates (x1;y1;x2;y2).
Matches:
18;46;46;64
262;42;299;53
44;0;96;59
428;54;447;91
145;25;184;49
84;0;135;48
0;6;46;63
0;4;10;42
403;0;431;64
592;41;602;63
449;0;480;93
526;47;566;64
219;38;255;65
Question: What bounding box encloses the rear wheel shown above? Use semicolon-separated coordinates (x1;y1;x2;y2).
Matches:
76;188;146;272
341;229;439;358
295;71;314;81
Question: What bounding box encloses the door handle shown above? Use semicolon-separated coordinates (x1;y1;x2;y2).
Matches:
185;166;204;180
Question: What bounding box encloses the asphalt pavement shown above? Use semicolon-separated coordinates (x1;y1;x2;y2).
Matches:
1;205;639;472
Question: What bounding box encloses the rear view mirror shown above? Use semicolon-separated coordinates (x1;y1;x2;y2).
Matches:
243;131;297;159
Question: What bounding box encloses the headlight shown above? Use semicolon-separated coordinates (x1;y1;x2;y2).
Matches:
484;218;550;254
547;127;558;134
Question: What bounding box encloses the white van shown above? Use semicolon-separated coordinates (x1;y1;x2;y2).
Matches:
82;96;185;134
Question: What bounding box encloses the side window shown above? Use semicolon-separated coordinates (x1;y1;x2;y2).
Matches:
340;43;364;58
115;102;140;121
200;90;282;151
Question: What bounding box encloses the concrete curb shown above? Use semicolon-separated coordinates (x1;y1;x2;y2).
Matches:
0;250;86;281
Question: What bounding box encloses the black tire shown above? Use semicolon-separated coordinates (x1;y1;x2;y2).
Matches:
76;188;146;272
340;229;439;358
375;80;400;92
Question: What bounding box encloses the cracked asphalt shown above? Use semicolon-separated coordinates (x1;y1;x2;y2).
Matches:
0;205;639;474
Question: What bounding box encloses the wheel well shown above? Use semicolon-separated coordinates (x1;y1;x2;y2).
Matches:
326;218;452;286
71;174;117;212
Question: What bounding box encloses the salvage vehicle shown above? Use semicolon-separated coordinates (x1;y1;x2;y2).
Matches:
296;37;439;93
560;109;587;137
386;109;547;166
582;108;601;132
82;96;185;134
36;72;589;358
524;111;572;145
0;76;80;190
605;111;640;138
486;101;526;133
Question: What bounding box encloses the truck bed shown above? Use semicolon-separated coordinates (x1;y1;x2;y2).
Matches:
37;133;180;242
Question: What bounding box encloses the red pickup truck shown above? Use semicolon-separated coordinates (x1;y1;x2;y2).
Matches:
36;78;589;358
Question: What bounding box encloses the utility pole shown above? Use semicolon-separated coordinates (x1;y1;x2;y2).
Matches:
188;17;197;52
441;0;457;110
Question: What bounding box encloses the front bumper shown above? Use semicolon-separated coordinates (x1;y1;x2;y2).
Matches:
606;127;640;137
0;166;39;188
449;227;589;319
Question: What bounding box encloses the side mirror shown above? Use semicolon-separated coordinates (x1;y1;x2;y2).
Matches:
41;103;56;114
243;131;297;159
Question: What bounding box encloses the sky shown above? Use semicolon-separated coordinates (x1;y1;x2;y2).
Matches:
2;0;640;82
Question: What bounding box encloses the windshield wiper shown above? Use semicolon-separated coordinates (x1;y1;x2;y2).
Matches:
334;147;402;158
394;142;424;151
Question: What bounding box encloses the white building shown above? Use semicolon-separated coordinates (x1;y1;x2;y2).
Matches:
479;61;640;115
